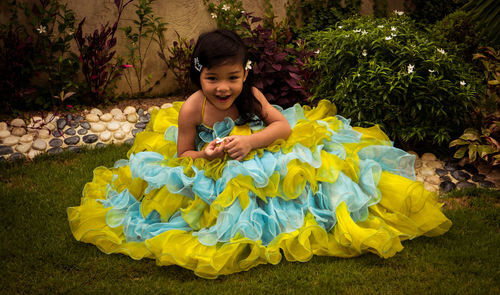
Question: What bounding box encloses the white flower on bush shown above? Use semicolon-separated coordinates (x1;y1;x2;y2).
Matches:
353;29;361;33
460;80;466;86
361;30;368;35
362;50;367;56
36;25;47;34
437;48;446;55
428;69;435;73
407;64;414;74
222;4;230;11
377;25;384;28
394;10;404;15
338;25;343;29
344;34;350;38
314;49;320;54
211;13;217;19
391;26;397;31
385;36;392;40
391;33;397;37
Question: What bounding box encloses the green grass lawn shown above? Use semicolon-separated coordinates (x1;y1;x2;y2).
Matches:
1;144;499;294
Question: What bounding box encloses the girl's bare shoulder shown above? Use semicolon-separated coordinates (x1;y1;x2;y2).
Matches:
179;90;204;123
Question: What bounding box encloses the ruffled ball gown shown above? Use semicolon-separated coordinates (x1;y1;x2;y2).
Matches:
67;100;451;279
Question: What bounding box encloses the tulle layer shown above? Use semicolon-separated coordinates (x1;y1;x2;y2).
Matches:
67;100;451;279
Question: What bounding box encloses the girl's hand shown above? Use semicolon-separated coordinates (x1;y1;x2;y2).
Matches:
204;139;226;160
224;135;253;161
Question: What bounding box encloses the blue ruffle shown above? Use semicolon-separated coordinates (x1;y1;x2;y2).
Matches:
98;103;417;246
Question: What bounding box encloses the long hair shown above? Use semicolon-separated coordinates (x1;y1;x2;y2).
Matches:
190;29;262;123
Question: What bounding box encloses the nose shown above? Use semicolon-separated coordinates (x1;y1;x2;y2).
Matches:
216;81;230;93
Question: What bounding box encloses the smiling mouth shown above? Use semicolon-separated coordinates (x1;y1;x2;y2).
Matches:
216;95;231;102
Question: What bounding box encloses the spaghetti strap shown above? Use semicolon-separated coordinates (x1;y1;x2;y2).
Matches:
201;97;206;123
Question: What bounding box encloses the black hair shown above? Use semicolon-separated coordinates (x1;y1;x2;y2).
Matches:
190;29;262;123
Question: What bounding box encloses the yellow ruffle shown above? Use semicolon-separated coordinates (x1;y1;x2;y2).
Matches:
68;100;452;278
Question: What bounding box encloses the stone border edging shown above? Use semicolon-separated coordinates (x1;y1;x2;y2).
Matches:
0;103;173;161
0;103;497;193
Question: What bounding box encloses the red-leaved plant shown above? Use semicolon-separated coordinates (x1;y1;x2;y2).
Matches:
74;0;133;105
239;12;316;108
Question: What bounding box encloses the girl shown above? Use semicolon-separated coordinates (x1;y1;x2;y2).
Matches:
176;29;291;161
68;29;451;279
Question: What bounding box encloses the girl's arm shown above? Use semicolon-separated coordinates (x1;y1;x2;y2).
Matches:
224;87;292;160
177;93;226;160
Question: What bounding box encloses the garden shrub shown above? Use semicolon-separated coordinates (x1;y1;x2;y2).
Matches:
203;0;315;107
404;0;467;25
157;31;195;98
74;0;133;105
0;0;79;113
120;0;168;96
286;0;360;38
240;12;315;107
462;0;500;47
307;14;483;148
429;10;482;62
450;47;500;166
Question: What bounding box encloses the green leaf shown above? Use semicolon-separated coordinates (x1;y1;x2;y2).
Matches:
460;131;481;141
449;138;468;147
453;146;467;159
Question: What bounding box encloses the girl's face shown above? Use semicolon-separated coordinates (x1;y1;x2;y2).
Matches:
199;61;248;111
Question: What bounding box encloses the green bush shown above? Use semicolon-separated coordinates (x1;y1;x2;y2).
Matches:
307;15;483;148
429;10;483;62
405;0;467;25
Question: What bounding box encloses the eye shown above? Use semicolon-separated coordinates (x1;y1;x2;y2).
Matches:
230;75;240;80
205;76;217;81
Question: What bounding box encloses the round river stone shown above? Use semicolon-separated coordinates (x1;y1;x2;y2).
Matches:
80;121;91;130
9;152;25;161
0;145;14;156
47;147;63;155
64;136;80;145
451;170;470;181
77;128;88;135
435;168;448;176
64;128;76;136
56;118;67;130
49;138;63;147
439;181;456;193
456;181;476;189
83;134;98;144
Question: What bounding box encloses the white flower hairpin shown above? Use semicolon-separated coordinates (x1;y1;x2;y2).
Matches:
194;57;203;72
245;60;252;71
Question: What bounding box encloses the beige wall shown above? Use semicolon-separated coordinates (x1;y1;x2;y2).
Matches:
2;0;406;96
63;0;291;96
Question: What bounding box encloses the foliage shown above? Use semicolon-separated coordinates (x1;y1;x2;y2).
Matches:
462;0;500;46
450;124;500;165
157;31;195;98
428;10;482;62
307;14;482;148
372;0;389;17
240;12;316;107
286;0;361;38
74;0;133;105
0;0;79;113
203;0;246;32
120;0;168;96
404;0;467;25
450;47;500;165
0;5;36;114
